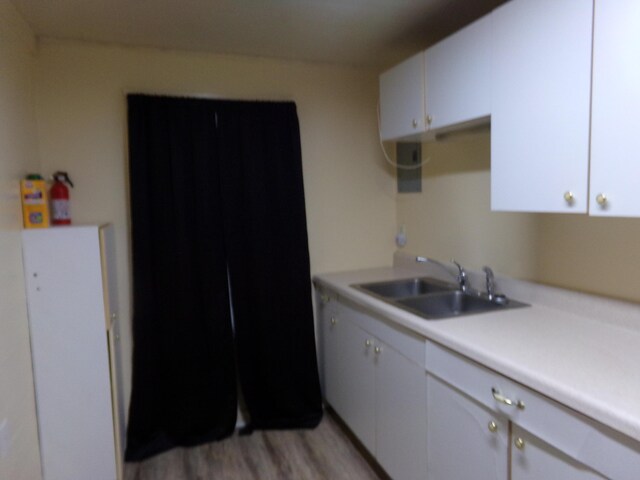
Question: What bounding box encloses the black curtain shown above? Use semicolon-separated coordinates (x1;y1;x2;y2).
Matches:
126;96;237;461
125;95;322;461
217;101;323;430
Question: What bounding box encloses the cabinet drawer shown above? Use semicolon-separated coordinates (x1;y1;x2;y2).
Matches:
425;340;640;480
339;297;425;367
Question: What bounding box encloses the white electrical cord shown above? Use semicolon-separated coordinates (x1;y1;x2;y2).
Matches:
377;103;431;170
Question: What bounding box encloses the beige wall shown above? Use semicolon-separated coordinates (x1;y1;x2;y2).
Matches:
0;1;42;478
396;130;640;304
34;39;397;415
396;130;539;279
535;215;640;303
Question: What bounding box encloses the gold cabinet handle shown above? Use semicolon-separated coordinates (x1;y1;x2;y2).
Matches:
514;437;525;450
488;421;498;433
412;118;418;128
330;317;337;326
365;339;372;347
596;193;608;207
564;191;574;204
492;387;525;410
374;346;382;355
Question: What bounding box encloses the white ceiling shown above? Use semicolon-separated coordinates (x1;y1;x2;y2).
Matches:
11;0;505;70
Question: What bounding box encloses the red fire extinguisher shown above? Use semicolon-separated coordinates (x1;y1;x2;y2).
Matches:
50;171;74;225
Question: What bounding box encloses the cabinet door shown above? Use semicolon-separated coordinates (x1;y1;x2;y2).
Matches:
511;425;606;480
375;342;427;480
316;291;336;394
22;227;117;480
425;14;491;131
427;375;508;480
379;52;426;141
322;307;376;453
490;0;592;213
590;0;640;217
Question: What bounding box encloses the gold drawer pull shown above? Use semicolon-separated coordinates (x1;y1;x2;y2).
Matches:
492;387;525;410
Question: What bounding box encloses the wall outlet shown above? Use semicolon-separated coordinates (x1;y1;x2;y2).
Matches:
0;418;10;458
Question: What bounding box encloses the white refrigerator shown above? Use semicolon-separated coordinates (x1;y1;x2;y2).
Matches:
22;225;125;480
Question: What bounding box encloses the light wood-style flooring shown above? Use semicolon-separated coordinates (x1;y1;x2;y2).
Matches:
124;411;384;480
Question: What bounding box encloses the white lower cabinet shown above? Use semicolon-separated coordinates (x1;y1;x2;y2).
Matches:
322;302;376;452
317;286;640;480
427;375;508;480
376;340;428;480
427;374;605;480
426;340;640;480
511;424;605;480
317;292;427;480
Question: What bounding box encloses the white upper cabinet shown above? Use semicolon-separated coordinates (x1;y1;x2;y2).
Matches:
379;15;492;142
490;0;593;213
379;52;426;141
425;13;492;131
379;0;640;217
590;0;640;217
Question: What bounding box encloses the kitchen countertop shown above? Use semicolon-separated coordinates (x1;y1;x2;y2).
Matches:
313;253;640;444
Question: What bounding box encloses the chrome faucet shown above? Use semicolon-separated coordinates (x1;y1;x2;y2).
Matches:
452;260;468;293
416;256;468;292
482;266;495;300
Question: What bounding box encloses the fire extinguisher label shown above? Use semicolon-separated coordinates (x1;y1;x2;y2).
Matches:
52;199;70;220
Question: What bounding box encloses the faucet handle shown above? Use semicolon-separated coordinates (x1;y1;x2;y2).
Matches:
482;266;495;300
450;259;467;292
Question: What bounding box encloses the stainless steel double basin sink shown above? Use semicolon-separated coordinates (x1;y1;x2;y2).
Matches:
352;277;528;320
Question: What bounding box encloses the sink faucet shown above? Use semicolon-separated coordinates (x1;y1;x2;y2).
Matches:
452;260;468;293
482;266;495;300
416;256;468;292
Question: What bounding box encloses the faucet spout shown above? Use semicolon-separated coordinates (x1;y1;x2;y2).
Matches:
415;256;468;292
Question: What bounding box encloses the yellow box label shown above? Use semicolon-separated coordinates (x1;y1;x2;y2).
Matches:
21;180;50;228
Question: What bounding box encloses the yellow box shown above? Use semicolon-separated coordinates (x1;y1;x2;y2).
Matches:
21;179;50;228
